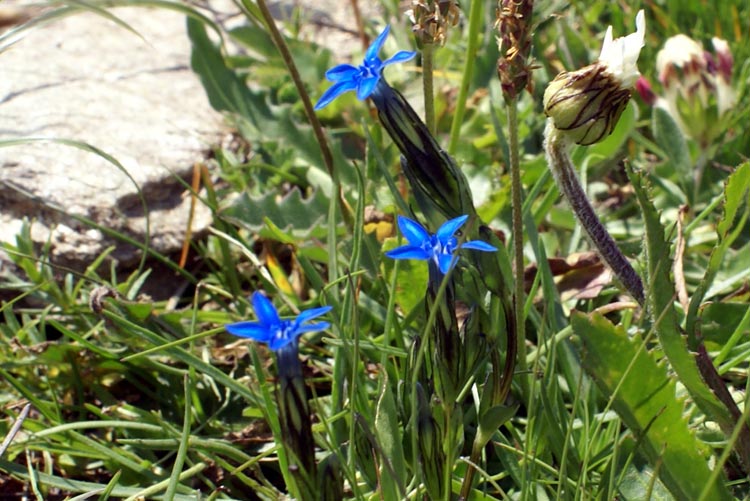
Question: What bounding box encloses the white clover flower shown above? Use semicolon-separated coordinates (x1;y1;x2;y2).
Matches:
654;33;736;147
598;10;646;89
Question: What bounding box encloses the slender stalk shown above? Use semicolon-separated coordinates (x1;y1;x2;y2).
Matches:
459;100;523;501
348;0;367;51
544;120;645;304
447;0;483;154
507;100;527;396
422;42;436;134
248;0;351;225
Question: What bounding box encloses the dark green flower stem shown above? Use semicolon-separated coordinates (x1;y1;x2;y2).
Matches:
422;42;436;134
544;120;645;304
276;345;318;501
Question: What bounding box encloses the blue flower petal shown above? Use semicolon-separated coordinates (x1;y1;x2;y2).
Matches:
365;25;390;62
325;64;359;82
294;321;332;335
314;79;359;110
251;291;280;327
460;240;498;252
436;215;469;243
385;245;431;261
357;75;379;100
225;321;273;341
383;50;417;66
397;216;430;247
296;306;333;325
438;253;456;275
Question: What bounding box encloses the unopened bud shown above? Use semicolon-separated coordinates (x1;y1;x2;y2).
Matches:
635;75;657;106
543;65;631;145
544;10;644;145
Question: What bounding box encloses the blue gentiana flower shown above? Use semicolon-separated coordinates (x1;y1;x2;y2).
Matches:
226;292;332;351
314;25;416;110
385;215;497;275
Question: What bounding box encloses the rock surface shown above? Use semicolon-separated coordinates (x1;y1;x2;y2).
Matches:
0;0;380;273
0;2;223;270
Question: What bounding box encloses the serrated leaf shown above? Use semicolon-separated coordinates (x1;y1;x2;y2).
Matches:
572;312;730;501
687;162;750;335
717;162;750;237
221;189;329;239
627;167;733;431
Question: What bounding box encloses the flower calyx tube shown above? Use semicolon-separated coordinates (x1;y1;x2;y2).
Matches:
225;292;333;500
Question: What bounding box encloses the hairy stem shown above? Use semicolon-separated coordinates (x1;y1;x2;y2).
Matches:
507;99;526;397
544;120;645;304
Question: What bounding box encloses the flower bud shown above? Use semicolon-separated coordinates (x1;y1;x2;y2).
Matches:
635;75;657;106
544;10;645;145
543;65;631;145
417;390;445;500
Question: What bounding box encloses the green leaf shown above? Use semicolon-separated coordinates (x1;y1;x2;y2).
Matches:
374;375;406;499
687;162;750;336
221;189;329;239
381;238;429;315
627;167;733;431
652;107;691;192
572;312;731;501
700;302;750;349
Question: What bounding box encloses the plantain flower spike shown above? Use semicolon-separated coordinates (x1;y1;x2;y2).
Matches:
407;0;460;47
496;0;535;103
544;10;645;145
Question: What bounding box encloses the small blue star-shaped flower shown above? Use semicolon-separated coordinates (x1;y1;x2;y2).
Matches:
385;215;497;275
314;25;416;110
226;292;332;352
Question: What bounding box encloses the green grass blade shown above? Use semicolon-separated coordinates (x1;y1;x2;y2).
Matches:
572;311;731;501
